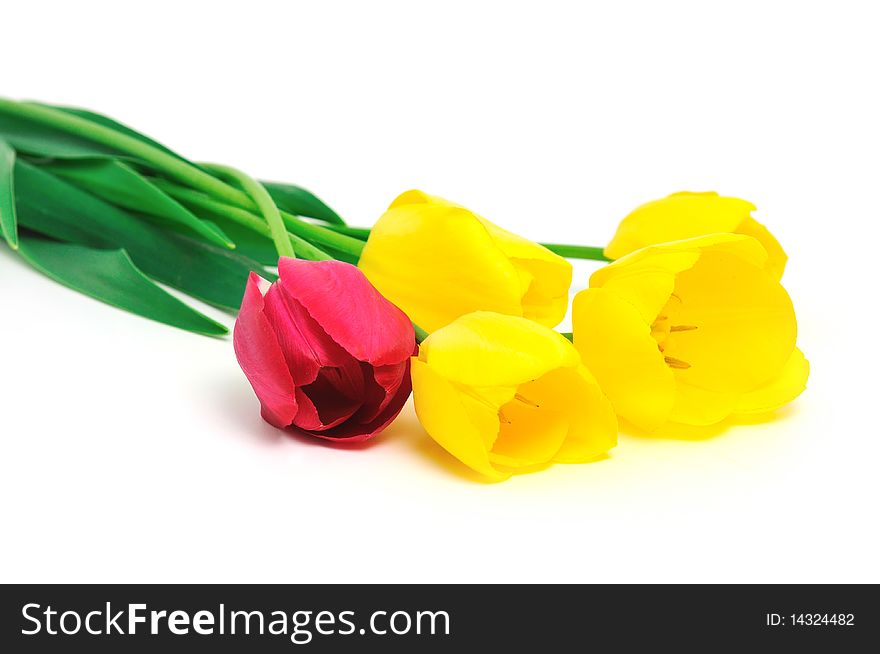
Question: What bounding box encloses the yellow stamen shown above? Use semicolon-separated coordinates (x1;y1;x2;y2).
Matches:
670;325;698;332
664;356;691;369
514;393;540;408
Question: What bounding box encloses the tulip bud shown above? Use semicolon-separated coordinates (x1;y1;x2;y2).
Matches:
574;234;808;430
234;259;415;441
411;311;617;480
358;191;572;333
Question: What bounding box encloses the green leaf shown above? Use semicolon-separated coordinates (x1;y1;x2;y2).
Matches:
0;109;124;159
321;245;361;265
40;158;234;249
40;103;219;177
324;224;371;240
198;216;279;266
15;234;227;336
0;138;18;248
14;161;270;311
0;98;251;210
40;103;191;164
261;180;346;225
151;179;335;263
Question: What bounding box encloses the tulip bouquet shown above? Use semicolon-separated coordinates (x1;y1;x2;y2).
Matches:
0;98;808;481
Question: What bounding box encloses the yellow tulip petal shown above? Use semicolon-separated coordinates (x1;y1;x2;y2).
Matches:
591;233;766;324
734;348;809;414
515;257;572;328
458;385;516;450
487;367;595;468
360;191;572;332
359;201;524;332
413;312;619;478
661;248;796;393
697;232;769;269
572;288;676;431
474;214;571;270
487;366;617;468
489;401;570;468
553;366;618;463
737;216;788;280
670;382;738;426
410;359;508;480
604;191;756;260
475;216;572;328
387;189;456;210
590;248;697;324
420;312;580;388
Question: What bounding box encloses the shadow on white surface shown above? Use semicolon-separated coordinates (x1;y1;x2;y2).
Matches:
620;403;802;441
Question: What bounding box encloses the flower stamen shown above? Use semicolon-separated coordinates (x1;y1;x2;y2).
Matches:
514;393;540;408
670;325;698;332
664;356;691;369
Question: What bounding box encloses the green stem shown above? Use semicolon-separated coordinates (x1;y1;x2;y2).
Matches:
0;99;366;258
0;98;251;208
560;331;573;342
413;323;429;344
202;163;294;259
278;212;365;258
154;179;332;261
540;244;609;261
323;224;372;240
322;224;610;261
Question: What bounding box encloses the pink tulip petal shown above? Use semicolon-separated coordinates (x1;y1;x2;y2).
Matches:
305;359;413;442
317;358;367;402
298;368;364;430
233;273;298;428
262;280;351;386
353;360;409;424
291;351;369;431
292;387;322;431
277;258;415;366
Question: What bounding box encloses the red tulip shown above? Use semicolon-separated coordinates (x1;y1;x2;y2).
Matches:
234;258;415;441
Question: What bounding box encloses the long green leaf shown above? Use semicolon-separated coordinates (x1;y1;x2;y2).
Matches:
151;178;334;263
321;245;361;265
156;185;277;264
0;138;17;248
261;180;345;225
0;109;124;159
324;224;371;239
204;163;293;258
197;217;279;266
15;234;227;336
40;103;192;164
40;158;234;249
49;105;347;234
0;99;251;210
14;161;270;311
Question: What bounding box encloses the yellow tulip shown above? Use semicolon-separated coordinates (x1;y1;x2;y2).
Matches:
605;191;787;280
358;191;572;333
411;311;618;480
573;234;808;431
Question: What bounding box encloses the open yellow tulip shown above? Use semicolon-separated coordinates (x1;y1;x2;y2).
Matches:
605;192;787;280
573;234;808;431
358;191;572;333
411;311;618;480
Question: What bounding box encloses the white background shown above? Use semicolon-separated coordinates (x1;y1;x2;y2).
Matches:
1;0;878;583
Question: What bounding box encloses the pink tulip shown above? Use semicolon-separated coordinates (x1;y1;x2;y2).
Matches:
234;258;415;441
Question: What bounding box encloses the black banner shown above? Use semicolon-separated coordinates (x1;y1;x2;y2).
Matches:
1;584;875;651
